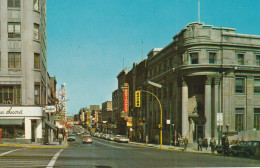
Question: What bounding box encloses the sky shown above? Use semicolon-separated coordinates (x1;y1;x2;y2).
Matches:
47;0;260;115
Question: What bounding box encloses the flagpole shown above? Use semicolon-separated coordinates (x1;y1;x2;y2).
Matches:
198;0;200;23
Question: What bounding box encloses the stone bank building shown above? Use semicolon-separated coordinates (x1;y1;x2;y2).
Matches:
114;22;260;144
0;0;51;143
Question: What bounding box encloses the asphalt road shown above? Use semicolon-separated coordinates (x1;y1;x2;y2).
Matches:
54;136;260;168
0;135;259;167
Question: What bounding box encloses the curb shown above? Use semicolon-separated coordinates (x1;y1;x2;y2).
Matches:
129;142;213;154
0;143;68;149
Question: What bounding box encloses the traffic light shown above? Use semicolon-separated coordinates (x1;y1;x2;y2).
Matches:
135;91;141;107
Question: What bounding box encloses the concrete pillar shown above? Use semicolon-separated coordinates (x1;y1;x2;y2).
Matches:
214;77;220;139
205;76;212;139
36;119;42;143
182;78;189;137
25;118;32;143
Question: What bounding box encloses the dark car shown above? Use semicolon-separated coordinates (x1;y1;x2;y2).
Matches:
216;141;238;154
231;141;260;157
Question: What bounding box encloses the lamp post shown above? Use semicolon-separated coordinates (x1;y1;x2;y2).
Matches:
226;124;229;136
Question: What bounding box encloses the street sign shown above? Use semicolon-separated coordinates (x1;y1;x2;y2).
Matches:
135;91;141;107
217;113;223;126
45;106;56;113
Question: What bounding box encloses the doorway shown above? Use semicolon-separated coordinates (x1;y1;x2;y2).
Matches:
195;124;204;141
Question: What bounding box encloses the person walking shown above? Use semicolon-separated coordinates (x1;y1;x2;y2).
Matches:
183;137;188;151
198;137;203;151
223;136;230;157
58;133;63;145
203;138;209;150
210;136;216;154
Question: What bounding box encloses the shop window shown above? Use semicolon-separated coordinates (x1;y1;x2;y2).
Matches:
8;0;20;8
237;54;244;65
235;108;244;131
254;108;260;130
8;23;21;38
0;85;21;105
8;52;21;68
235;78;245;93
254;78;260;93
34;53;40;69
190;53;198;64
209;53;216;64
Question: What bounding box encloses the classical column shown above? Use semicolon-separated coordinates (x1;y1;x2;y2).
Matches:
36;119;43;143
25;118;32;143
214;76;220;139
205;76;212;139
182;78;189;137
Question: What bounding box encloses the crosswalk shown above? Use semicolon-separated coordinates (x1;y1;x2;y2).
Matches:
0;147;64;168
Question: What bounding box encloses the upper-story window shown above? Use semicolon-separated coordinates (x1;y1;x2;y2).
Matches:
235;77;245;94
8;52;21;68
237;54;244;65
33;0;39;11
209;53;216;64
34;53;40;69
254;78;260;94
8;23;21;38
256;55;260;66
190;53;198;64
8;0;20;8
34;24;40;40
0;85;21;105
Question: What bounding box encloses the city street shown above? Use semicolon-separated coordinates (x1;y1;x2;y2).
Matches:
0;135;259;167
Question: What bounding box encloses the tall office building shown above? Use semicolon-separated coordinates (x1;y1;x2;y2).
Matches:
0;0;47;143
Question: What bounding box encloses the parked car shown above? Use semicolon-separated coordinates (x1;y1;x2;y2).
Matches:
114;135;122;142
82;135;93;144
109;135;116;141
117;135;129;143
231;141;260;157
216;140;238;154
67;135;76;141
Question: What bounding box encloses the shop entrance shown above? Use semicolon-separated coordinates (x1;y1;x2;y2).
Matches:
31;120;36;142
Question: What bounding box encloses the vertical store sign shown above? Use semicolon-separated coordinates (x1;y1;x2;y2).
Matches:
123;83;129;113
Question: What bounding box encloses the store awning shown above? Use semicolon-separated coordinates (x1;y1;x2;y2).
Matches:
44;119;57;131
0;119;24;125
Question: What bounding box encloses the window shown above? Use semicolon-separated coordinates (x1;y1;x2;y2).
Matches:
235;108;244;131
254;108;260;130
34;83;40;105
254;78;260;93
209;53;216;64
237;54;244;65
0;53;1;68
8;0;20;8
235;78;245;93
0;85;21;105
34;53;40;69
33;0;39;11
34;24;40;40
8;52;21;68
190;53;198;64
256;55;260;66
8;23;21;38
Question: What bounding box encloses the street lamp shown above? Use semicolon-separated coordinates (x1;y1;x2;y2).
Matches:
226;124;229;136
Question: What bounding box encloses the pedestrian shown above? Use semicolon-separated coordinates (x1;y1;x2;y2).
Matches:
58;133;63;145
224;136;230;157
210;136;216;154
203;138;208;150
198;137;203;151
183;137;188;151
241;137;245;142
221;135;226;155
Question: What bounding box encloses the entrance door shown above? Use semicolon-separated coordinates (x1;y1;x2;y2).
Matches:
195;124;204;141
31;120;36;142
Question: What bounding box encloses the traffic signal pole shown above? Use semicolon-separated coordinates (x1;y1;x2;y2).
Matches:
136;90;163;148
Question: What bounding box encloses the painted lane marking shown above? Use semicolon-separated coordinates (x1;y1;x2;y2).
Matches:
46;149;64;168
0;148;26;157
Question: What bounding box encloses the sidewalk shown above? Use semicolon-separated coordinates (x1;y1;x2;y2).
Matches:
129;141;214;154
0;141;68;149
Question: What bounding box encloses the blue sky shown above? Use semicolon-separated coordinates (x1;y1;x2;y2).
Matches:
47;0;260;115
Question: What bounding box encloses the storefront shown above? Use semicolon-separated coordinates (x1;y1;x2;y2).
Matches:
0;106;44;143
